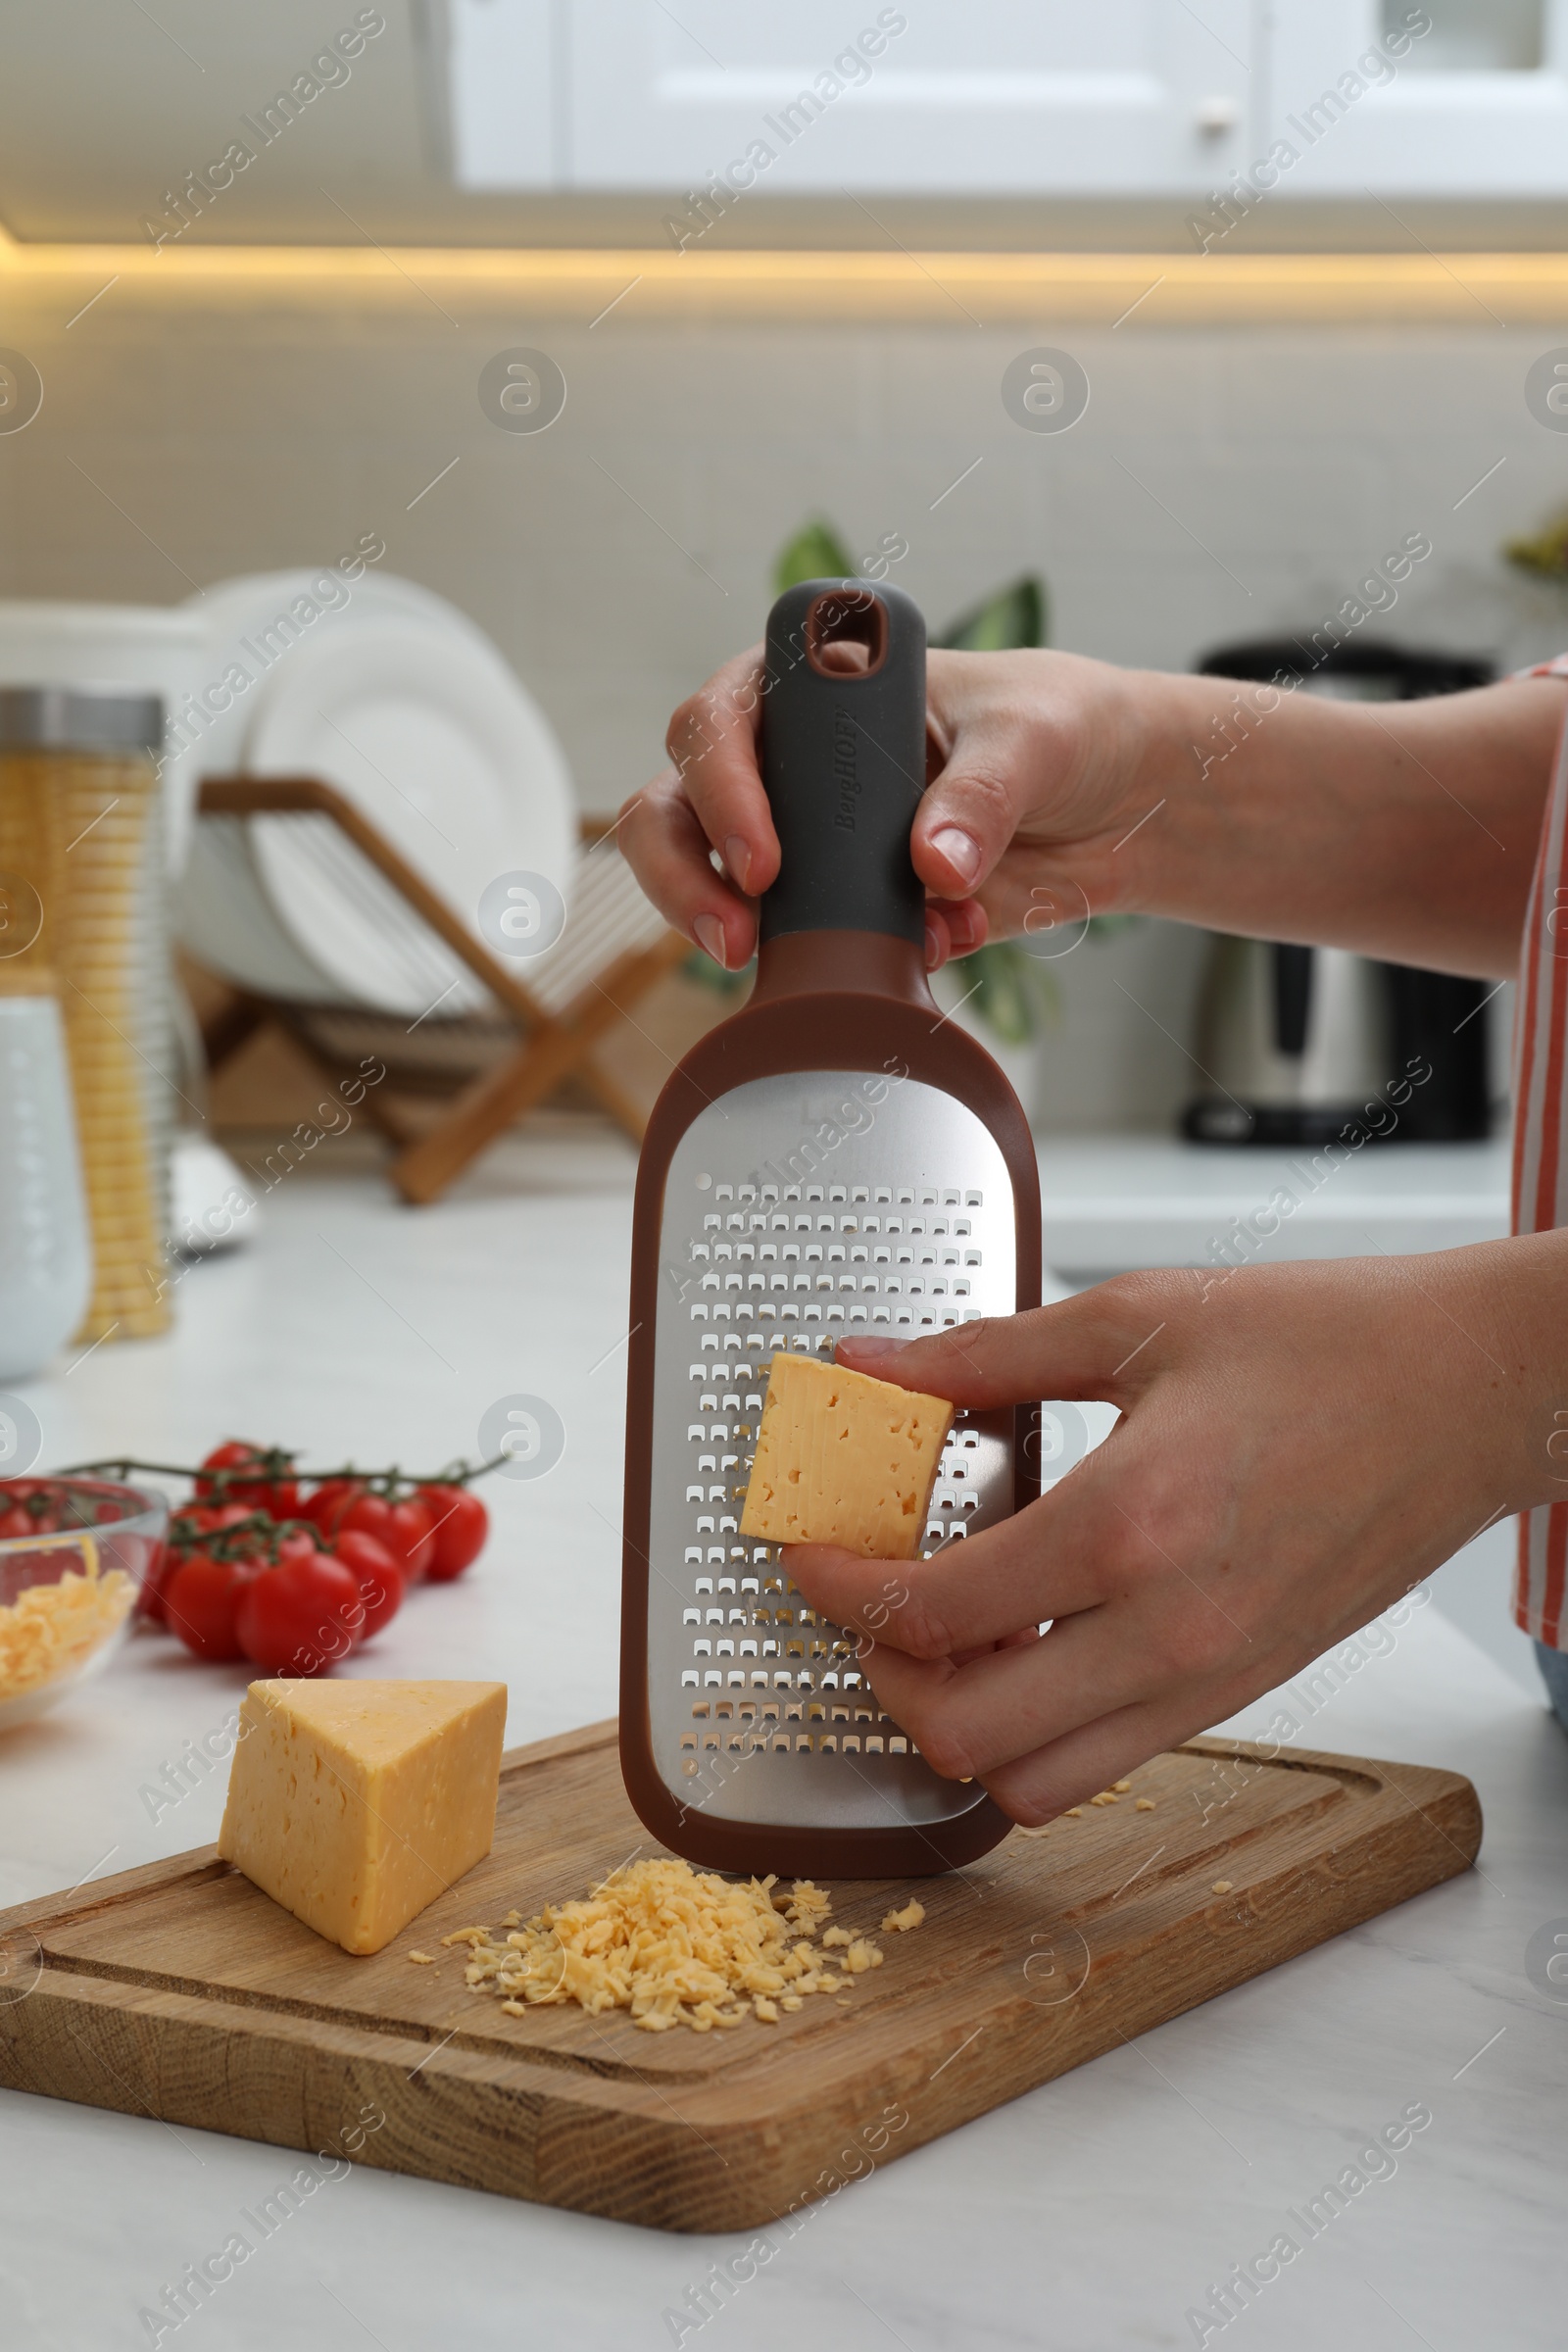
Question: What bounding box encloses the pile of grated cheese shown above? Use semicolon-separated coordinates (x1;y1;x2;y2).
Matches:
0;1538;133;1704
439;1860;922;2034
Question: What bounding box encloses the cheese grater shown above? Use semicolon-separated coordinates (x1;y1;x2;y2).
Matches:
620;581;1041;1878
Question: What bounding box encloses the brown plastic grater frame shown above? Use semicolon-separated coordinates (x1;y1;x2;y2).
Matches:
619;582;1042;1878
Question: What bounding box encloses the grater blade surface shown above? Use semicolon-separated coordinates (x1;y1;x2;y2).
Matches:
648;1067;1018;1836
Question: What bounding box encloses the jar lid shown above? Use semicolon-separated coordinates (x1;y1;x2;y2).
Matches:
0;685;164;754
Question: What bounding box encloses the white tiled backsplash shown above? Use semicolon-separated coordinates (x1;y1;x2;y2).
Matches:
0;287;1551;1126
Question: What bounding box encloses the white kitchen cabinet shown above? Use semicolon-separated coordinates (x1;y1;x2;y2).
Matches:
444;0;1568;201
450;0;1257;195
564;1;1255;194
1262;0;1568;195
446;0;559;190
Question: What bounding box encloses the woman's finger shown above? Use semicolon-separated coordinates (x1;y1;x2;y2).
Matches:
617;769;757;969
979;1628;1300;1825
921;649;1128;912
979;1692;1195;1826
835;1276;1189;1408
664;645;781;903
909;712;1036;901
911;650;1086;899
787;1448;1130;1660
925;897;988;972
853;1607;1162;1787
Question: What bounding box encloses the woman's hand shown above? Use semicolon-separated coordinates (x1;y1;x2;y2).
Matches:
786;1240;1556;1825
618;644;1149;973
622;647;1561;981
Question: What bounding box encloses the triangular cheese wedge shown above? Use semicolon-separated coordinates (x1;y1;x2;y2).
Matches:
219;1679;507;1955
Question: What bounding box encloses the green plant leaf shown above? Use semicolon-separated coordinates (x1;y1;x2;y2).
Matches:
682;949;756;997
773;519;856;595
1505;513;1568;579
950;941;1058;1046
937;575;1046;653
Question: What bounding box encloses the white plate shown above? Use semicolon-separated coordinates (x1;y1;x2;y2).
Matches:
174;572;573;1015
242;618;573;1018
176;804;356;1004
174;568;497;796
176;570;484;1000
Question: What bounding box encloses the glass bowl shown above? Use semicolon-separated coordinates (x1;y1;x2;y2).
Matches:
0;1478;168;1730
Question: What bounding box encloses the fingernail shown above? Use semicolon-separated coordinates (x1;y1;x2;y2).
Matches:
839;1336;903;1363
722;834;752;894
693;912;727;968
931;825;981;887
924;917;942;971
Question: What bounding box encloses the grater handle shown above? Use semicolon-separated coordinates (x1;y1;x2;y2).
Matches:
758;580;927;951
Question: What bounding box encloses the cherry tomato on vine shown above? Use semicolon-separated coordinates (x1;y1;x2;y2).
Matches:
274;1528;324;1570
322;1492;435;1585
416;1486;488;1582
143;1502;265;1622
0;1482;61;1539
329;1528;405;1640
139;1541;178;1623
165;1551;260;1662
302;1478;361;1539
181;1502;256;1536
197;1442;301;1519
235;1551;365;1676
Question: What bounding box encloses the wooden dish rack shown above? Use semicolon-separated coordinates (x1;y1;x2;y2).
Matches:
192;777;689;1205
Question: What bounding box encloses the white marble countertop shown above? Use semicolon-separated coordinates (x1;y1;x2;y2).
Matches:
1;1129;1562;2352
1037;1136;1511;1277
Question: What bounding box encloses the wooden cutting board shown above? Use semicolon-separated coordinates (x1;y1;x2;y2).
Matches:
0;1720;1478;2232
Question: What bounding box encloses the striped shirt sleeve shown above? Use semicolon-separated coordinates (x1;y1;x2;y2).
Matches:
1511;656;1568;1646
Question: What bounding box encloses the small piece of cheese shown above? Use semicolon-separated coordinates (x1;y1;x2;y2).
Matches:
781;1879;831;1931
882;1898;925;1933
739;1351;954;1559
218;1679;507;1957
1135;1796;1155;1811
1211;1879;1233;1895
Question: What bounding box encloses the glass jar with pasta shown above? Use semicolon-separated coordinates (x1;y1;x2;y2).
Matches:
0;687;172;1342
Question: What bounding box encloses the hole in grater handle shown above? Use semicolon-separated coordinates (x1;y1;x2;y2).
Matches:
805;588;888;680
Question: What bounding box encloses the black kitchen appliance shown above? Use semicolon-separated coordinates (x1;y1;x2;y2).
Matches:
1183;636;1496;1146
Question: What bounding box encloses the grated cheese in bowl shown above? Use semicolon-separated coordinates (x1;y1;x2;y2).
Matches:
0;1536;134;1714
442;1859;915;2034
0;1479;167;1730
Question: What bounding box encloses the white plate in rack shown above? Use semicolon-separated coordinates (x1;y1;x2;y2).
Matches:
242;619;572;1019
175;574;573;1019
177;569;502;783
